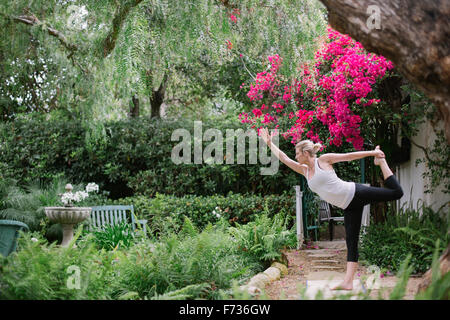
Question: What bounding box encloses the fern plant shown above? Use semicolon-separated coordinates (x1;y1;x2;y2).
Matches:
110;217;262;300
228;200;296;266
0;178;64;231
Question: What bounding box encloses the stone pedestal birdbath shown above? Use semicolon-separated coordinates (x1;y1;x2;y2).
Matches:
45;184;92;247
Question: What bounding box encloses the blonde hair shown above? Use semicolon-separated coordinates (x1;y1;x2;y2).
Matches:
295;140;322;156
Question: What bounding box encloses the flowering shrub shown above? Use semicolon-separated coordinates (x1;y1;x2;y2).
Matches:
239;28;394;150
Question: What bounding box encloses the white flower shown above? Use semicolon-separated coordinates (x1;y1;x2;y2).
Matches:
31;237;38;242
86;183;99;193
75;191;89;201
61;192;75;205
61;189;90;206
212;210;221;218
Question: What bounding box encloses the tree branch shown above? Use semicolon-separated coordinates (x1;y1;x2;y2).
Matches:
215;0;238;10
13;15;77;52
12;14;88;74
101;0;144;58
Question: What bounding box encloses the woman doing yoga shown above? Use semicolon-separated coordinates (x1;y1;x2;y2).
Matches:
259;128;404;290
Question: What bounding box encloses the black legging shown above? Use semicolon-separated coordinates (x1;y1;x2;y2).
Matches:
344;175;404;262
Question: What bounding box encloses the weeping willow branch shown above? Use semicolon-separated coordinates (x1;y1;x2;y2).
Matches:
101;0;144;58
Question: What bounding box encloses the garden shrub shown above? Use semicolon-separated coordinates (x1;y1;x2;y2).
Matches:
0;211;296;300
109;217;264;300
0;115;360;199
359;203;449;274
228;205;297;267
111;191;296;235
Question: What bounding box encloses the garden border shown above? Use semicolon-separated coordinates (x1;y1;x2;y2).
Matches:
240;261;288;295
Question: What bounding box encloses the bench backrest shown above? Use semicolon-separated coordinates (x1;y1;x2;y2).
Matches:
89;205;136;231
318;199;331;221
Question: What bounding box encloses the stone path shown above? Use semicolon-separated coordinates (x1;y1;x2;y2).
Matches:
264;240;424;300
302;240;366;299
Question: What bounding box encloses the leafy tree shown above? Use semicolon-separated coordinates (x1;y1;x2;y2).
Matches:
0;0;327;121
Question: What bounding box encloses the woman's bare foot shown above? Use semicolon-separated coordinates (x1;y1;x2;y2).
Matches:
331;282;353;290
374;146;384;166
374;157;382;166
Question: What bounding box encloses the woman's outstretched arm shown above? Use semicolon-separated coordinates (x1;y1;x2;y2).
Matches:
259;128;306;176
320;148;385;165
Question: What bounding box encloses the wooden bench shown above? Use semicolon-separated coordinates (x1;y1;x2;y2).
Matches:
88;205;147;234
318;199;344;241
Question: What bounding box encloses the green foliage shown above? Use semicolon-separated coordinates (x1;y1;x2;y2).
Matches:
109;222;263;300
0;178;65;231
0;177;109;243
228;203;297;266
359;203;449;274
149;283;212;300
414;240;450;300
112;191;295;236
0;0;327;121
0;230;116;300
0;220;268;300
0;116;313;198
87;221;136;251
388;254;414;300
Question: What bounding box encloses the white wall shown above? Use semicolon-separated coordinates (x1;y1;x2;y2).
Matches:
396;120;449;214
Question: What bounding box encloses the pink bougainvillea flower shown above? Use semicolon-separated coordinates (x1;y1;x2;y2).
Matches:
238;28;393;150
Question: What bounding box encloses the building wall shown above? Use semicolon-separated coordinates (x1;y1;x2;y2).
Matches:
396;120;449;214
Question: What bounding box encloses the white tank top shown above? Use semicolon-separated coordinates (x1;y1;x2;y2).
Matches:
306;158;355;209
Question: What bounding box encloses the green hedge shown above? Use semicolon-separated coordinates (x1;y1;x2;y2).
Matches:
0;114;360;199
359;204;449;274
111;192;296;234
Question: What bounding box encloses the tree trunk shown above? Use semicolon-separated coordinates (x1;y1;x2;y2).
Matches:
150;73;168;118
318;0;450;296
319;0;450;144
130;94;140;118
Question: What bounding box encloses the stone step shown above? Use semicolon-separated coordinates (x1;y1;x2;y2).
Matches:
315;240;347;250
311;259;340;265
310;265;343;271
306;271;346;281
304;249;331;254
306;253;337;259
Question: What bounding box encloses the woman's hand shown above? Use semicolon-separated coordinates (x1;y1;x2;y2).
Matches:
259;127;279;146
259;127;271;145
373;145;385;159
